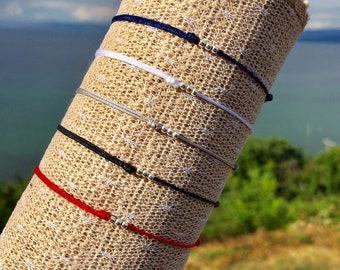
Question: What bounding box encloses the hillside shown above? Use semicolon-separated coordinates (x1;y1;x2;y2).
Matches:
299;29;340;43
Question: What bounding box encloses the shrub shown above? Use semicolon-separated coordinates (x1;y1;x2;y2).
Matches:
287;147;340;199
313;147;340;194
202;164;297;240
0;177;28;232
234;136;305;199
236;136;304;180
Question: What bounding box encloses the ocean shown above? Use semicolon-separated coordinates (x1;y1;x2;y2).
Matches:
1;27;339;181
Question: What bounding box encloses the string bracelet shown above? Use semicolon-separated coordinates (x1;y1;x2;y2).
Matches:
57;124;220;207
76;87;237;170
111;14;273;102
34;165;201;249
95;49;253;133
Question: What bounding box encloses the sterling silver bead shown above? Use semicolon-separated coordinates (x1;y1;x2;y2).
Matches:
212;46;219;53
186;85;193;94
161;125;168;133
191;89;199;96
122;221;128;229
136;168;143;175
172;131;180;138
199;40;207;47
142;170;149;177
205;43;213;51
179;82;187;90
167;128;174;135
148;173;155;180
115;218;123;226
110;215;117;223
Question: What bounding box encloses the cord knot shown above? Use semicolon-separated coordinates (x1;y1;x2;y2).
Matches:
186;32;200;44
265;93;273;102
165;76;180;87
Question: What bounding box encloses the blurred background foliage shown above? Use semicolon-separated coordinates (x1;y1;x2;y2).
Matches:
202;136;340;241
0;177;28;230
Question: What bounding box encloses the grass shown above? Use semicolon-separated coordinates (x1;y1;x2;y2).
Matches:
185;220;340;270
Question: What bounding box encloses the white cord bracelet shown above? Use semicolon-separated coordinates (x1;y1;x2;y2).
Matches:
95;49;253;133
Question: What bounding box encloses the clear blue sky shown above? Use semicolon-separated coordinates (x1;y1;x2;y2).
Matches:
1;0;339;29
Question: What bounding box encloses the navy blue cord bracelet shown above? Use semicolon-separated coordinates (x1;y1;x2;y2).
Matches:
111;14;273;102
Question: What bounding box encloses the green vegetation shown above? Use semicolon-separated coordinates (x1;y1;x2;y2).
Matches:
1;136;340;240
203;136;340;240
187;137;340;269
0;177;28;230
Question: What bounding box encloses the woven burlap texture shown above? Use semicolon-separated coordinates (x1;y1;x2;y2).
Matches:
0;0;308;269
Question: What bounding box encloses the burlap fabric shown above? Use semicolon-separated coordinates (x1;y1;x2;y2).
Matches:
0;0;308;269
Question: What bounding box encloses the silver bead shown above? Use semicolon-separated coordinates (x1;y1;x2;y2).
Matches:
205;43;213;51
142;170;149;177
167;128;174;135
122;221;128;229
136;168;143;175
148;173;155;180
172;131;179;138
161;125;168;133
110;215;117;223
179;82;187;90
212;46;219;53
115;218;123;226
191;89;199;96
186;85;193;94
199;40;207;47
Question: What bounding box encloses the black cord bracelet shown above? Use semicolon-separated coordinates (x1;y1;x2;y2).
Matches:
57;124;219;207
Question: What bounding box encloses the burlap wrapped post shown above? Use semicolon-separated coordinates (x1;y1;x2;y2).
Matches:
0;0;308;269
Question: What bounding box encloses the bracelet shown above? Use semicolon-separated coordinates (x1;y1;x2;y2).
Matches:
34;165;201;249
95;49;253;133
76;88;237;169
111;14;273;102
57;124;220;207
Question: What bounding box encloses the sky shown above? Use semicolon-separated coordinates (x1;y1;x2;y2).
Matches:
0;0;340;29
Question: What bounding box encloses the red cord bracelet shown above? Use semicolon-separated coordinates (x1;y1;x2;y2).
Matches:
34;165;201;249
